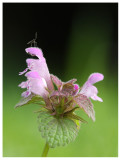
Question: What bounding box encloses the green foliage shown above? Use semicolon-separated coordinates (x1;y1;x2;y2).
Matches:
65;113;88;124
38;111;79;148
15;94;45;108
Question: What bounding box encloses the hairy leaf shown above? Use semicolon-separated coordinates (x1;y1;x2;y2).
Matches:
73;94;95;121
38;111;78;148
64;79;77;84
51;74;63;90
15;93;45;108
64;106;80;113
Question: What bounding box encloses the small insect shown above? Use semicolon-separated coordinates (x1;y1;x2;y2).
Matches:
27;32;37;47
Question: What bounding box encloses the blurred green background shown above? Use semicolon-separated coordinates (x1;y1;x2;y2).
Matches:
3;3;118;157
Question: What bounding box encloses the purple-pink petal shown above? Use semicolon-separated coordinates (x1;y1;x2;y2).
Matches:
19;68;28;75
26;58;53;90
81;82;97;98
28;78;48;98
25;47;43;59
18;81;28;88
80;73;104;102
74;84;79;91
21;90;31;97
73;84;79;95
21;77;48;98
91;95;103;102
26;59;33;69
88;73;104;84
25;71;40;79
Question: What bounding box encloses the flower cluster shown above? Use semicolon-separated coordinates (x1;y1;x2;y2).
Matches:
17;47;104;122
15;47;104;148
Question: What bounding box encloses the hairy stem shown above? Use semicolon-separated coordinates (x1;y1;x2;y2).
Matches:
41;142;49;157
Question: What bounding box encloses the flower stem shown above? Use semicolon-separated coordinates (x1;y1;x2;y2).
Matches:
41;142;49;157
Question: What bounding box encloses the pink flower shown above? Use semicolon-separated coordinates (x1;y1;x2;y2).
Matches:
80;73;104;102
17;46;104;122
15;44;105;151
19;47;53;98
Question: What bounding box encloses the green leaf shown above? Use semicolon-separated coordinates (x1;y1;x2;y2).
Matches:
64;106;80;114
65;113;88;123
15;94;45;108
38;111;79;148
33;108;47;113
52;81;58;91
74;119;81;130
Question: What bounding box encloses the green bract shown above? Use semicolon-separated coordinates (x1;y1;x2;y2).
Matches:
38;111;79;148
15;94;45;108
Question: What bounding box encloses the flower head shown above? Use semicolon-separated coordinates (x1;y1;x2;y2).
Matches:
17;47;104;121
16;46;104;148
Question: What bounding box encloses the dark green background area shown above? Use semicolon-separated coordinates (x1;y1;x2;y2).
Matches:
3;3;118;157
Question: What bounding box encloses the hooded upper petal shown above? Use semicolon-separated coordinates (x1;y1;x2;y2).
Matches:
88;73;104;84
80;73;104;102
25;47;43;59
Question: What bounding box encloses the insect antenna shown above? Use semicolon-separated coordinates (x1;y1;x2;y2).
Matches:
27;32;37;47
